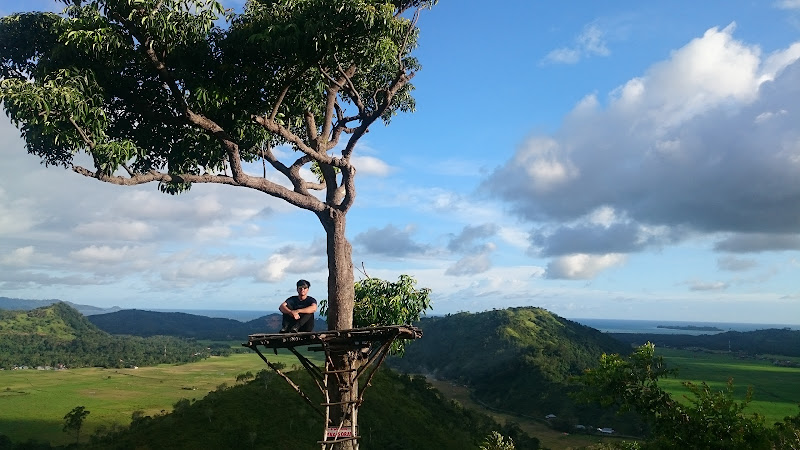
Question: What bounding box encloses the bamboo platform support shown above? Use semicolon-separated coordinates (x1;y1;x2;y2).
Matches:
243;325;422;449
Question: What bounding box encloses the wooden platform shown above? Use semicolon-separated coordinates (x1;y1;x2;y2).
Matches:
243;325;422;449
244;325;422;350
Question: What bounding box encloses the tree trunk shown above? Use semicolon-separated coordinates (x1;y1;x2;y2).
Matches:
319;208;355;331
318;207;358;450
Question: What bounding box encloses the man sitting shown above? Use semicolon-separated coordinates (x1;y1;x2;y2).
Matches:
278;279;317;333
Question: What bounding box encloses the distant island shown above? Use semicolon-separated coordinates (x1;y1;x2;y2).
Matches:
657;325;723;331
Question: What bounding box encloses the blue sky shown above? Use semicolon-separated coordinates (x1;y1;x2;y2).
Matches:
1;0;800;324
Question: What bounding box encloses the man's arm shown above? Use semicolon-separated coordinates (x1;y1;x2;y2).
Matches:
294;302;318;314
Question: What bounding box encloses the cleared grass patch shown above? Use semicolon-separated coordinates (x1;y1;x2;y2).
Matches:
657;347;800;424
0;349;319;446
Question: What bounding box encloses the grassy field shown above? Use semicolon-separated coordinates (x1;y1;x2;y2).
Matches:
0;348;319;446
656;347;800;424
2;345;798;448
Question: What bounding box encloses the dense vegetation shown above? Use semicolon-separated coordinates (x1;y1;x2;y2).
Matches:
0;369;538;450
576;343;800;449
0;303;209;369
389;307;633;429
611;328;800;357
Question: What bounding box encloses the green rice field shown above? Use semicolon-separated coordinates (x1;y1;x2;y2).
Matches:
657;347;800;424
0;349;318;446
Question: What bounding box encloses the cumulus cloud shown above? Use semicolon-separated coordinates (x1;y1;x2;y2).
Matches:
353;224;430;257
545;253;627;279
447;224;499;252
71;245;142;264
256;240;326;282
533;221;675;256
164;255;245;284
352;155;392;176
1;246;35;267
486;24;800;278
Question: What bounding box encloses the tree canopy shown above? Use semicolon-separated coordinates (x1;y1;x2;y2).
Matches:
320;274;432;354
0;0;436;332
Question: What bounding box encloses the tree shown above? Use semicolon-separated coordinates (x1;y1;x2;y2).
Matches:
63;406;90;445
320;274;432;354
0;0;435;329
575;343;800;450
1;3;435;447
480;431;516;450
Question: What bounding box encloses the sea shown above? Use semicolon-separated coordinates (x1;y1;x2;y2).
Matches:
567;318;800;335
153;309;800;335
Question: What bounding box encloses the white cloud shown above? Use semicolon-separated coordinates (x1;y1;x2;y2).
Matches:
74;220;154;240
1;246;35;266
486;24;800;277
256;241;326;283
165;256;244;283
446;243;496;276
70;245;141;264
543;23;610;65
0;187;39;235
775;0;800;10
514;137;578;194
195;224;232;241
352;155;392;176
545;253;627;279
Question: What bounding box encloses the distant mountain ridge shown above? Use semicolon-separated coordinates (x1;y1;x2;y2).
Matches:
86;309;327;339
0;296;121;316
611;328;800;357
0;297;326;340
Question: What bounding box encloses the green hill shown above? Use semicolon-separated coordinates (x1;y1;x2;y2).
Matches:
0;301;108;342
0;303;209;369
389;307;631;426
0;296;121;315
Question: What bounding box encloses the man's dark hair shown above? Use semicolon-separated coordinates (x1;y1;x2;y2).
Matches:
296;279;310;288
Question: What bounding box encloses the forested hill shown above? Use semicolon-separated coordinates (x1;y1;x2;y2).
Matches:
88;309;273;340
87;309;326;339
389;307;631;420
611;328;800;357
0;302;209;369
